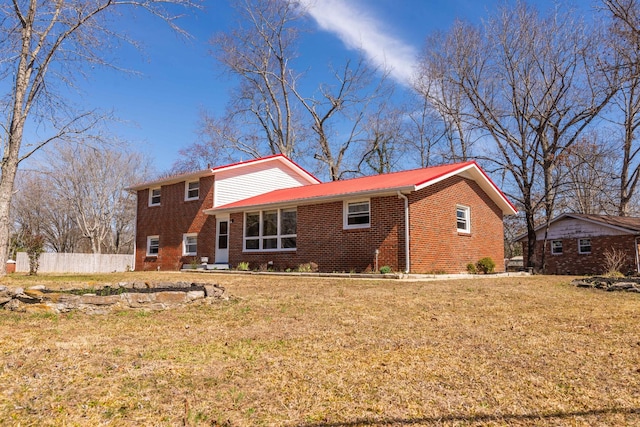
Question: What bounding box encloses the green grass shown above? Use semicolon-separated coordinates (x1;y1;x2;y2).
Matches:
0;272;639;425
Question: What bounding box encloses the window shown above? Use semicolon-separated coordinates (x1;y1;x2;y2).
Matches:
147;236;159;256
344;200;370;229
218;221;228;250
456;205;470;233
551;240;563;255
244;209;297;251
578;238;591;254
149;188;161;206
185;181;199;201
183;233;197;256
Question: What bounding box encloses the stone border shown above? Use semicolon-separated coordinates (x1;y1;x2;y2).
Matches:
0;282;228;314
571;277;640;293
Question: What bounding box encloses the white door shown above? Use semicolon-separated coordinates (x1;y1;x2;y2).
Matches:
215;216;229;264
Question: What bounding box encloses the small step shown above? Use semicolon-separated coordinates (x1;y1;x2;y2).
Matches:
207;263;229;270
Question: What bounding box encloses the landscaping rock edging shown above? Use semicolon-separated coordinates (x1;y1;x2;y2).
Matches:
0;282;228;314
571;277;640;293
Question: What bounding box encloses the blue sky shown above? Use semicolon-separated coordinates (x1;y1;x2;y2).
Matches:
66;0;594;174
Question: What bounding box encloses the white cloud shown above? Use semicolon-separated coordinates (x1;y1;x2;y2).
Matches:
299;0;417;86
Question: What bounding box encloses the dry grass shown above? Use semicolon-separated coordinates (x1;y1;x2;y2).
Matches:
1;272;639;426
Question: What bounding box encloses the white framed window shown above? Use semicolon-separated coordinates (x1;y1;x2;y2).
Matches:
149;188;161;206
551;240;563;255
183;233;197;256
185;181;199;201
344;200;370;229
456;205;471;233
244;208;297;251
147;235;159;256
578;238;591;254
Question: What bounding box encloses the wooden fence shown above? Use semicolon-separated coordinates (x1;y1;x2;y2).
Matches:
15;252;134;273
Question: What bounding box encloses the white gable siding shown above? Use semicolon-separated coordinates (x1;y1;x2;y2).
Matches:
536;218;629;240
214;163;311;207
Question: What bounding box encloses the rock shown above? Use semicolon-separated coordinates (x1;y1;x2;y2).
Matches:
16;293;41;303
185;290;205;302
123;292;156;308
23;289;45;299
24;303;58;314
4;299;24;312
155;292;187;304
27;285;46;291
0;285;7;293
9;287;24;297
80;295;122;306
133;282;149;290
0;296;11;305
607;282;635;291
573;281;593;288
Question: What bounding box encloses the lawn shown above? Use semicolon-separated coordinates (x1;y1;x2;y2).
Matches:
0;273;639;426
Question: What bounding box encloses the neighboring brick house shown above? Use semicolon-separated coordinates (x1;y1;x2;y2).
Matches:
520;213;640;275
129;156;517;273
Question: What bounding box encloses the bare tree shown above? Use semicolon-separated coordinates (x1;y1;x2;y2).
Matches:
0;0;197;274
416;2;616;271
179;0;394;180
45;143;146;254
359;98;407;175
292;58;389;180
12;171;82;253
603;0;640;216
210;0;304;159
415;31;478;163
555;135;619;215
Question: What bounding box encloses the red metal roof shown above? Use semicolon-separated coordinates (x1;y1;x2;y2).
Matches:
208;160;517;214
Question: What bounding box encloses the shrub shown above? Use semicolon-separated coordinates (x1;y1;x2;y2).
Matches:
379;265;392;274
237;261;250;271
466;263;477;274
602;248;628;277
476;257;495;274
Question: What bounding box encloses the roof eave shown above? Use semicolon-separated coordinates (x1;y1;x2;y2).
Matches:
204;185;416;215
416;162;517;215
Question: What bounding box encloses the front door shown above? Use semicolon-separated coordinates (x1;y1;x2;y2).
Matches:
215;216;229;264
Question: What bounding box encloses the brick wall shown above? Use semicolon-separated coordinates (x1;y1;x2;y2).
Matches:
524;235;638;275
228;195;405;273
134;176;216;271
409;176;506;274
227;176;505;274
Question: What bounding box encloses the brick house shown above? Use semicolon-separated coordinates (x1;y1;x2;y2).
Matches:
520;213;640;275
129;156;517;273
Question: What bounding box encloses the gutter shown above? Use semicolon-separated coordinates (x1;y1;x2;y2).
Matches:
397;192;410;274
205;186;417;216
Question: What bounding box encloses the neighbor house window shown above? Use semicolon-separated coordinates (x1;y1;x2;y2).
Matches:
244;209;297;251
551;240;563;255
456;205;471;233
147;236;159;256
578;238;591;254
185;181;199;201
183;233;197;256
149;188;161;206
344;200;370;229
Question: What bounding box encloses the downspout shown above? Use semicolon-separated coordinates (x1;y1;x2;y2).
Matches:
397;192;410;274
635;236;640;274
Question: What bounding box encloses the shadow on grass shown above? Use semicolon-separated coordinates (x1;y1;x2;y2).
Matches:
297;407;640;426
